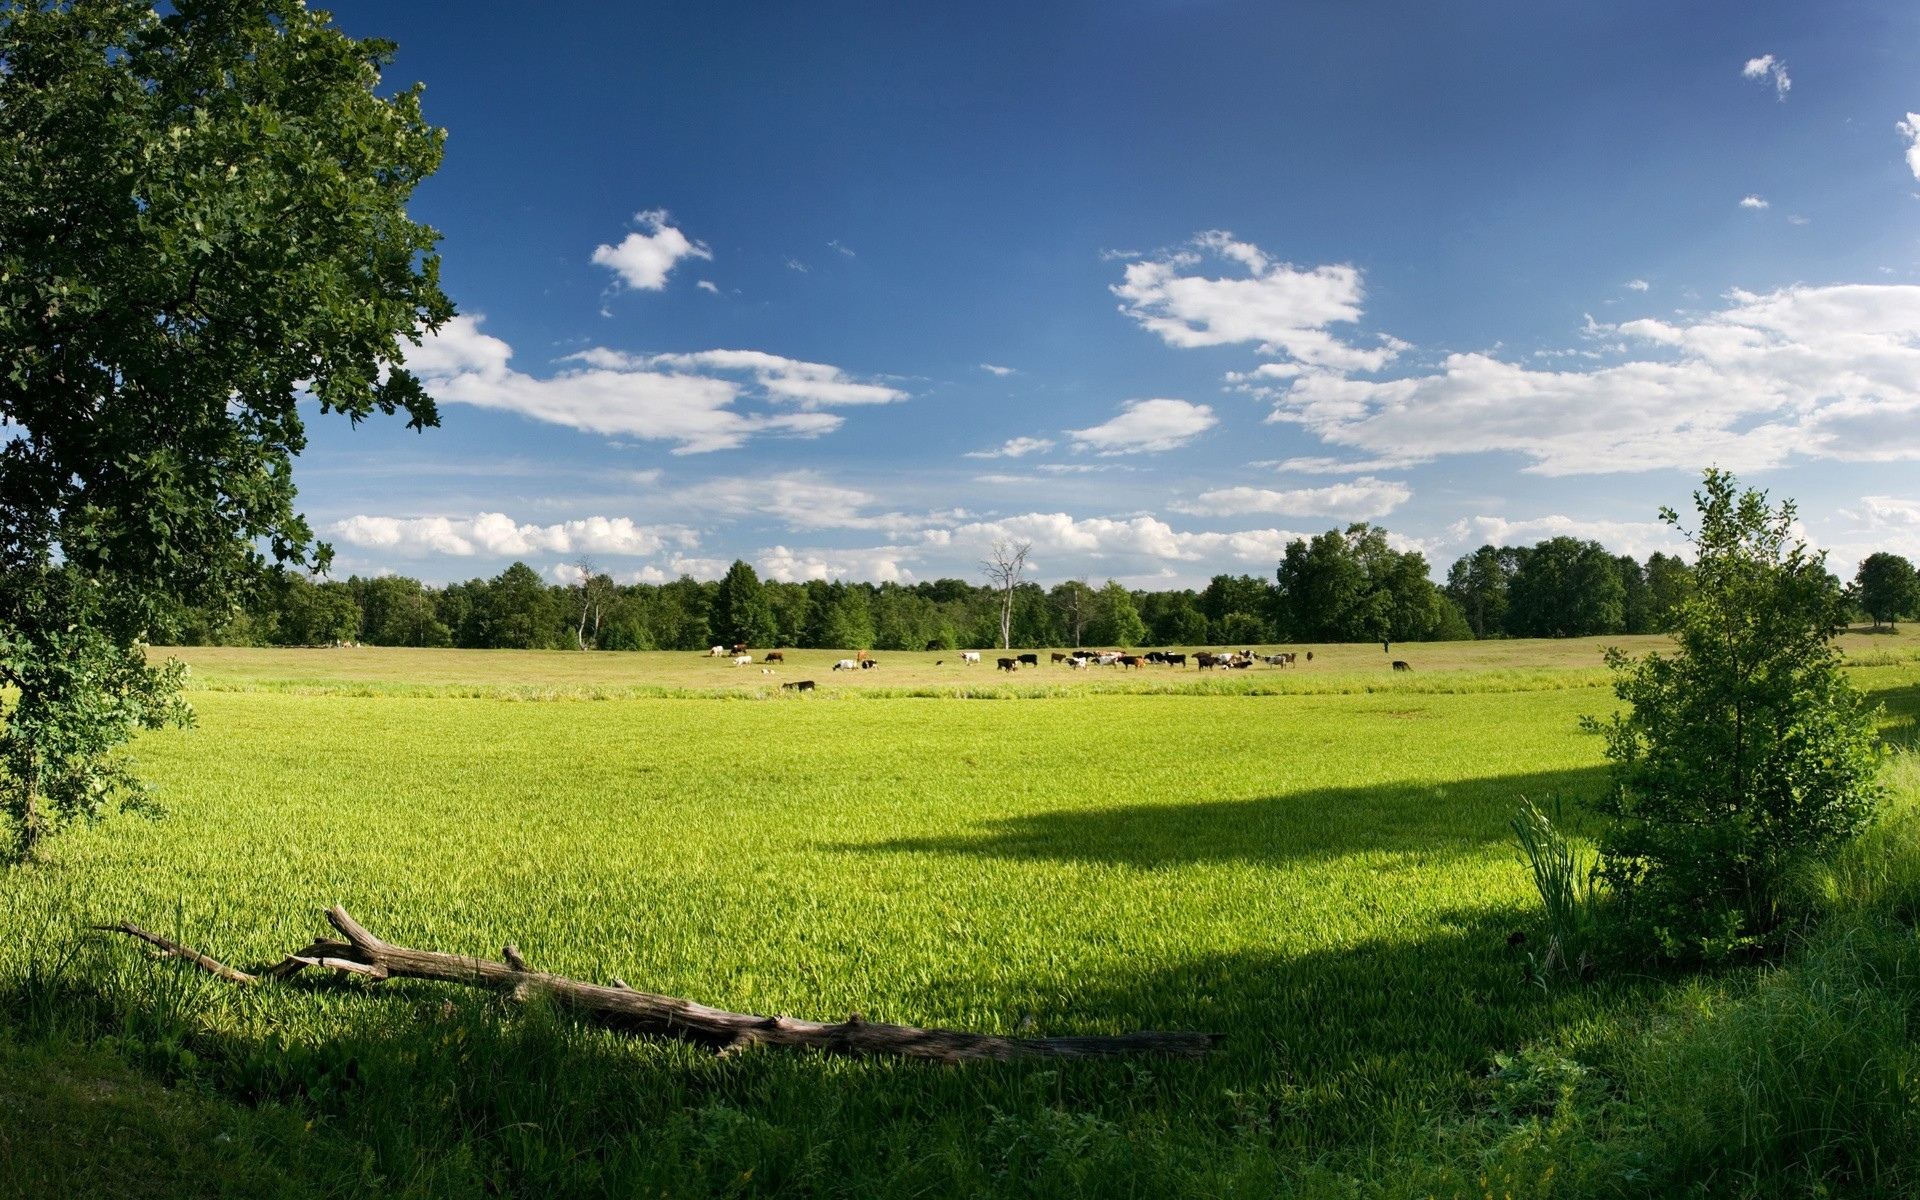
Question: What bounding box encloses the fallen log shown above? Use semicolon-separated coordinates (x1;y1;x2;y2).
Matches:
101;906;1220;1063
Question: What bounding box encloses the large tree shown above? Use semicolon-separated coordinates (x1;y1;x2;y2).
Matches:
1853;552;1919;630
1505;537;1626;638
0;0;450;853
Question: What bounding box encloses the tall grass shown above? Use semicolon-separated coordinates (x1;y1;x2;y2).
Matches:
1510;796;1599;980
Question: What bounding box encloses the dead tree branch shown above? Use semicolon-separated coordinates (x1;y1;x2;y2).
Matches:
102;908;1220;1062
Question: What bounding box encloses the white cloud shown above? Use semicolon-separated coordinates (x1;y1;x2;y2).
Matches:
675;472;936;533
932;512;1307;572
1843;495;1920;531
1265;283;1920;475
784;257;809;273
1626;279;1650;291
979;363;1016;377
1898;114;1920;183
1445;514;1683;559
1266;455;1423;474
1172;476;1411;519
331;513;697;559
1742;54;1790;99
696;280;720;294
590;210;711;291
829;240;856;258
1113;231;1406;372
758;544;914;584
1740;195;1770;209
407;316;902;453
1067;399;1217;454
966;436;1054;459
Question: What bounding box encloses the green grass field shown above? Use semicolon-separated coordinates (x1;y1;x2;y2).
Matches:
5;631;1920;1196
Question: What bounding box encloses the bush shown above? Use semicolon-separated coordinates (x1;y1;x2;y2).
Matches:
1586;470;1881;959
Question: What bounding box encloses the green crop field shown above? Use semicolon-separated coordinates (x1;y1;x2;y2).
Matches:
5;632;1920;1197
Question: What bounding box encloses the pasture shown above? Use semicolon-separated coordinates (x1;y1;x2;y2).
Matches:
5;632;1920;1196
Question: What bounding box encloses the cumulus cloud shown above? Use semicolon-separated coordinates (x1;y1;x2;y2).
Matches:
966;436;1054;459
1113;231;1407;373
1742;54;1790;99
590;210;711;291
1172;476;1411;519
406;316;902;454
758;544;914;584
1898;114;1920;182
1740;195;1770;209
979;363;1016;377
330;513;698;559
675;472;941;533
1264;283;1920;475
1445;514;1683;559
1067;399;1217;454
1626;279;1650;291
1105;229;1405;370
929;512;1307;571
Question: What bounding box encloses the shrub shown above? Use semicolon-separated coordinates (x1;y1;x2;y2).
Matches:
1586;469;1881;959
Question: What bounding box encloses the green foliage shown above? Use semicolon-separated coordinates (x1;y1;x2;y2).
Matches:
710;560;778;648
1854;551;1919;629
1587;469;1882;958
1087;580;1147;647
0;581;192;854
1276;522;1454;643
0;0;448;855
1505;537;1625;638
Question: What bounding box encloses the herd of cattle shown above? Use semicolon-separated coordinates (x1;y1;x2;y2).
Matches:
700;643;1397;692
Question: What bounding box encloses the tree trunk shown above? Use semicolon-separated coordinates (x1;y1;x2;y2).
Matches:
103;909;1219;1063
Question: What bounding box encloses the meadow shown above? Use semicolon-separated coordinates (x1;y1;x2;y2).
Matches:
5;630;1920;1196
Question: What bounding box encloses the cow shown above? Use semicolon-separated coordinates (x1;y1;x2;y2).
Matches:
733;643;748;655
1067;656;1089;668
961;652;981;664
1017;653;1039;667
1164;653;1187;667
708;645;726;656
1118;655;1145;669
1306;651;1314;662
997;657;1017;671
1096;652;1123;666
1195;652;1219;670
862;659;879;669
782;680;816;692
764;651;784;663
1144;652;1167;664
1051;652;1069;663
1230;657;1253;669
833;659;858;671
1392;660;1412;672
732;655;753;667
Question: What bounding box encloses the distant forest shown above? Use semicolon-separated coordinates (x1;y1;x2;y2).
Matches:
167;522;1772;651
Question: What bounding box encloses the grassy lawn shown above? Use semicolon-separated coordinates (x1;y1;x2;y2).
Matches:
4;634;1919;1196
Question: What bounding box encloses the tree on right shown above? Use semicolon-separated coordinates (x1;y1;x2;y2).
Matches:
1587;469;1882;960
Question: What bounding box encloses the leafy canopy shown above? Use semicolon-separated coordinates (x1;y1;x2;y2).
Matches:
0;0;450;853
1586;469;1881;958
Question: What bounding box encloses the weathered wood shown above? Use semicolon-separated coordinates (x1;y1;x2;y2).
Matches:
105;907;1221;1063
93;923;259;985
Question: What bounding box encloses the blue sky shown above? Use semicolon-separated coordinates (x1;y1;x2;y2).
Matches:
302;0;1920;589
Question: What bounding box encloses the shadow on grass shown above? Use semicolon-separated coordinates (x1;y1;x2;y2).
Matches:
842;766;1611;869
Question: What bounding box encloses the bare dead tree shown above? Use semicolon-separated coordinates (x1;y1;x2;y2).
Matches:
981;540;1032;650
572;557;610;651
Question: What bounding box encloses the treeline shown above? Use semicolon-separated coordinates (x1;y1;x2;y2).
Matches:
157;522;1745;651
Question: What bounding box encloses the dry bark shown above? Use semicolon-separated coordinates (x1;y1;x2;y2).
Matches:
102;907;1220;1063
